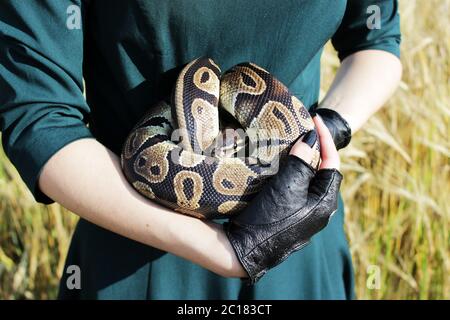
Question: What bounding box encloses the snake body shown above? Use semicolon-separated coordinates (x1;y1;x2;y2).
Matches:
121;57;320;219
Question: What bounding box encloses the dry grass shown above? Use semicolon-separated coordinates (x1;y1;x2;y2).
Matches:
0;0;448;299
321;0;449;299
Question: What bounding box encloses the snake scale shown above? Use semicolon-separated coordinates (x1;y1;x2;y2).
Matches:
121;57;320;219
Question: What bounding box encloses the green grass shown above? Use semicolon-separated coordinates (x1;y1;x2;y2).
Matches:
0;0;448;299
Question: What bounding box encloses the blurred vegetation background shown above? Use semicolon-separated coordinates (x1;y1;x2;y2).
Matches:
0;0;449;299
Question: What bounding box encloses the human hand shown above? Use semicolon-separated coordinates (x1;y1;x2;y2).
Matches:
224;115;343;284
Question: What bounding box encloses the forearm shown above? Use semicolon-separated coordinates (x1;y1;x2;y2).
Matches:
38;138;246;278
319;50;402;132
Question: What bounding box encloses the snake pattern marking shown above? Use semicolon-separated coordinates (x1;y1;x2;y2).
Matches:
121;57;320;219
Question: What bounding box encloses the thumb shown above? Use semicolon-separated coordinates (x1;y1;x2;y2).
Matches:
313;115;340;170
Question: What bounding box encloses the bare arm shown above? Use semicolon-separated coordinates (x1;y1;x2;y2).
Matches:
319;50;402;132
38;138;247;278
37;50;400;281
38;119;339;280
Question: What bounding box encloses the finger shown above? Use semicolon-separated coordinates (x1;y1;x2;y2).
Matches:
289;142;313;164
313;116;340;170
289;130;316;164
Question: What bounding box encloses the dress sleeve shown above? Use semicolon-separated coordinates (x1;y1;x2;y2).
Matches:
0;0;93;203
331;0;401;61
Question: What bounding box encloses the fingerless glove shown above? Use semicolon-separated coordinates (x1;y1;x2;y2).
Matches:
224;155;343;284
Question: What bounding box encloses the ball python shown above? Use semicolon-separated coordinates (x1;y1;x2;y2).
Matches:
121;57;320;219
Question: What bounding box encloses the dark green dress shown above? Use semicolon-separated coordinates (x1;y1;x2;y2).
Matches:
0;0;400;299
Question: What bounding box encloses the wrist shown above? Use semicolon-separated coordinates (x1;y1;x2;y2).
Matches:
309;104;352;150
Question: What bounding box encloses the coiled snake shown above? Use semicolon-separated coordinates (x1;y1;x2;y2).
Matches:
121;57;320;219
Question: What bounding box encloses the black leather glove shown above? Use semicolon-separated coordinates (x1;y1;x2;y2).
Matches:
309;104;352;150
224;155;343;284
